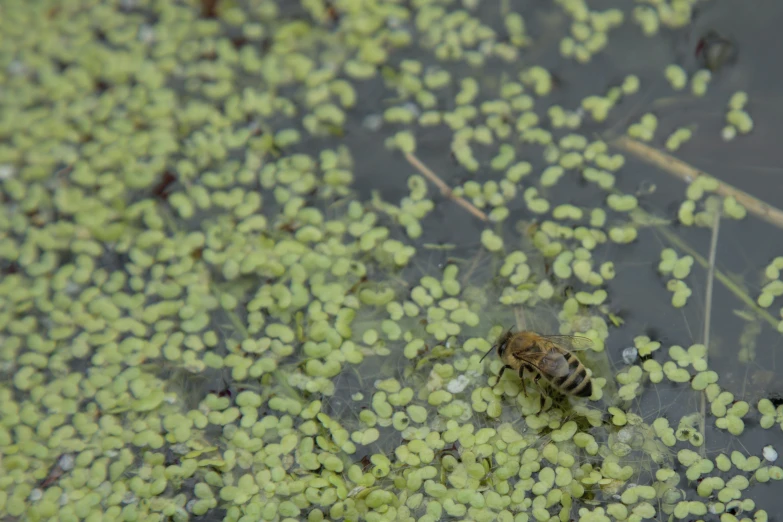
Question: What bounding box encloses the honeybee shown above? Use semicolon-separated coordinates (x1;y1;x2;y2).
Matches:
480;329;594;398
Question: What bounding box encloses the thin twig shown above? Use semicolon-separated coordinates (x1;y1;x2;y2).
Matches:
404;152;488;222
611;136;783;230
699;210;720;456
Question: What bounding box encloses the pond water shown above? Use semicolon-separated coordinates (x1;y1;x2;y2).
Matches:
1;0;783;521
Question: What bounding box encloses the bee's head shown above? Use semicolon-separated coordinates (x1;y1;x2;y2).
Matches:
480;327;513;362
497;328;513;356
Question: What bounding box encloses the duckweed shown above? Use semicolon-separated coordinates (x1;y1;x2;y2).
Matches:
0;2;777;522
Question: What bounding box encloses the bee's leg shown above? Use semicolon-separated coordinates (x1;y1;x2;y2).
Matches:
517;366;528;397
531;372;547;409
492;365;511;388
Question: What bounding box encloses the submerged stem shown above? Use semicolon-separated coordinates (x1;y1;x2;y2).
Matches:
699;210;720;456
654;224;778;329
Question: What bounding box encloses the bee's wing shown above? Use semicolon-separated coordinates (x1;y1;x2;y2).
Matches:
538;335;593;352
538;351;570;378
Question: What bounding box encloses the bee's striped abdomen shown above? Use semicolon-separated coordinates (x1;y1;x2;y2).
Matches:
551;351;592;397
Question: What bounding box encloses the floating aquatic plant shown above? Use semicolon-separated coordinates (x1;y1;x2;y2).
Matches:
2;1;783;522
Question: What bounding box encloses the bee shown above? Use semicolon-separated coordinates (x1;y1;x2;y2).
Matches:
480;329;594;398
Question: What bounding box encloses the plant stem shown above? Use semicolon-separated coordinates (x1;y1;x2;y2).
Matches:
699;210;720;456
404;152;488;222
612;136;783;230
653;224;778;329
